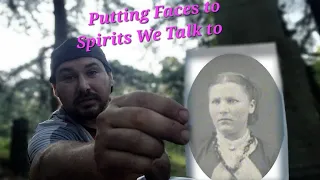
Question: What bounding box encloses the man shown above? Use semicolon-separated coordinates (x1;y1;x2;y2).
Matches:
28;37;190;180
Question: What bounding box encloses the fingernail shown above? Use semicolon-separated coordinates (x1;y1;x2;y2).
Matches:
179;109;189;123
181;130;190;143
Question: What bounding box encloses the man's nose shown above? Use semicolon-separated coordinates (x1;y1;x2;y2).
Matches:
78;75;90;92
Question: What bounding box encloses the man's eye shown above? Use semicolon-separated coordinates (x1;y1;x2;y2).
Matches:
87;70;98;77
62;75;75;82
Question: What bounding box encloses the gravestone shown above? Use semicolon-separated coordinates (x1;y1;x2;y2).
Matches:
10;118;29;177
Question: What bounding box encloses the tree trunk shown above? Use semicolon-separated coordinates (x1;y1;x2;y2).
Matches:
215;0;320;178
50;0;68;111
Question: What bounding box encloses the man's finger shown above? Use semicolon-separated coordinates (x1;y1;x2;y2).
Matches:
96;150;153;174
103;128;164;158
110;91;189;124
105;107;189;145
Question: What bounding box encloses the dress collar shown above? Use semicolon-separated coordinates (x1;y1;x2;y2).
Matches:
216;129;250;151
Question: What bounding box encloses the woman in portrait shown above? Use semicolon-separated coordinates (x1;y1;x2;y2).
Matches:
195;72;278;180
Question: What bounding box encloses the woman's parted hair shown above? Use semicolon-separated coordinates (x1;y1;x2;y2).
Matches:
209;72;261;125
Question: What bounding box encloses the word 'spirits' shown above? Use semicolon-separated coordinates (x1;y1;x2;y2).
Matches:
79;2;223;49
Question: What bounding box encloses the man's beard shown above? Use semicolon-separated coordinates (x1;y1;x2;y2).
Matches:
74;101;106;121
64;91;108;123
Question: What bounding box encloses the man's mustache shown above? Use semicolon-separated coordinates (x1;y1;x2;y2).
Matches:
74;92;101;104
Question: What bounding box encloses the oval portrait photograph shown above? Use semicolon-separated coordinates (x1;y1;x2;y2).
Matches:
188;54;284;180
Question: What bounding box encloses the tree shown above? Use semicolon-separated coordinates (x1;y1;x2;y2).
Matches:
110;60;159;95
159;57;184;104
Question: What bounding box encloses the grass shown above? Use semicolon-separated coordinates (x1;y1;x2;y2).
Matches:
165;141;187;177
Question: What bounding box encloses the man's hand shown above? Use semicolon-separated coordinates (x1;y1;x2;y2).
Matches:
94;91;189;180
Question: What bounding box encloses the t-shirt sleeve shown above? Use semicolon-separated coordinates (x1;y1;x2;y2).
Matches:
27;121;78;165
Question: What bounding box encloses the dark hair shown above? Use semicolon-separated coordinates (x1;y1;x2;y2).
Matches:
209;72;260;125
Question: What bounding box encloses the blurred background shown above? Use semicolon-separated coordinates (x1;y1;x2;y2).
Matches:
0;0;320;179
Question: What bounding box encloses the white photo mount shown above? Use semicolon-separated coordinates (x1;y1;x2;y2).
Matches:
184;43;289;180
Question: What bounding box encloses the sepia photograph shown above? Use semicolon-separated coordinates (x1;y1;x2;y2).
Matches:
186;52;287;180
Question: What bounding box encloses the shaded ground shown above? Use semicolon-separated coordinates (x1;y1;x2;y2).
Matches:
0;158;27;180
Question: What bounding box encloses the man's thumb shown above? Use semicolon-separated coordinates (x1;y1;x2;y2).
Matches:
145;152;171;180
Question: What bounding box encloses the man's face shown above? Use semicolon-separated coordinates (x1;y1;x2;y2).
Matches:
53;57;112;121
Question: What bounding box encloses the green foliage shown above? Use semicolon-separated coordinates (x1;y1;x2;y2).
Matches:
159;57;184;104
166;141;186;176
312;63;320;83
312;47;320;83
110;60;159;95
0;77;51;136
0;137;10;159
